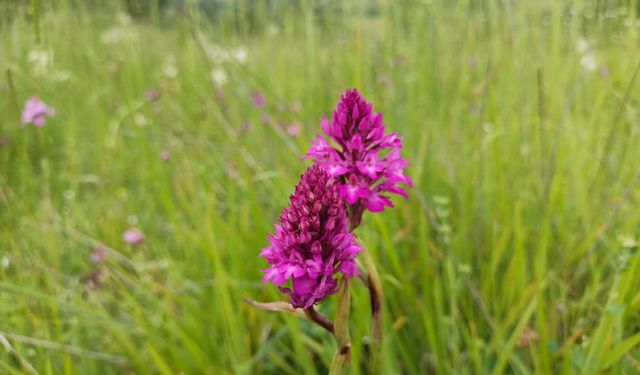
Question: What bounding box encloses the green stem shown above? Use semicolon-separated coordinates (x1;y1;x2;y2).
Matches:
329;348;350;375
347;204;383;374
329;277;351;375
361;248;382;374
304;306;335;334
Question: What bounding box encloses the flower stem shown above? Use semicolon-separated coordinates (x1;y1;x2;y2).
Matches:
361;249;382;343
329;277;351;375
245;299;335;334
304;306;335;334
347;205;383;373
328;345;350;375
361;248;383;374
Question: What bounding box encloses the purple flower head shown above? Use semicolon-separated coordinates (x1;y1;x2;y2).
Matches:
215;88;226;101
261;165;362;308
287;122;300;137
145;89;161;102
85;270;103;290
252;91;266;108
21;96;55;127
160;148;170;161
123;228;144;245
304;89;412;224
90;246;107;264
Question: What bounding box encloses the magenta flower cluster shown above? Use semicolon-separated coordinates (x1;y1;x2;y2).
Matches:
305;89;412;213
260;165;362;308
261;89;410;308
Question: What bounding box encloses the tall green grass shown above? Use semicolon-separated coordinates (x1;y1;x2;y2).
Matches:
1;0;640;373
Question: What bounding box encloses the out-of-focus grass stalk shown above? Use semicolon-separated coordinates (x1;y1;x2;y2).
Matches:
29;0;40;43
5;69;19;123
583;249;640;374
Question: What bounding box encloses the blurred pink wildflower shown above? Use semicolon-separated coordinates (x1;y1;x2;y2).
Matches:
287;123;300;137
123;228;144;245
252;91;266;107
91;246;107;264
145;89;161;102
21;96;55;127
160;148;170;161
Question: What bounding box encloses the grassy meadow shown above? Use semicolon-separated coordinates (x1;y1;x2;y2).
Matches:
1;0;640;373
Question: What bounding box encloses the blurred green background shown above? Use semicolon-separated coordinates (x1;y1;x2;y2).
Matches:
1;0;640;374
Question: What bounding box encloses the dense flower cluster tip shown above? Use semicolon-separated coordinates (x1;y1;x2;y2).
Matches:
21;96;55;127
304;89;412;215
261;165;362;308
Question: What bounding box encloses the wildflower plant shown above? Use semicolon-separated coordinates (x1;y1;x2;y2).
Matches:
250;89;410;374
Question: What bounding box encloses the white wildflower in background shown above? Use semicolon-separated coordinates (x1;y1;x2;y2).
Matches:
267;23;280;37
100;28;122;44
203;39;249;65
27;49;72;82
211;67;228;86
134;113;150;127
576;38;589;54
28;49;51;67
576;38;597;73
52;70;72;82
162;57;178;79
63;190;76;200
619;235;638;249
623;18;640;28
233;47;248;64
204;42;230;63
1;256;9;269
116;11;132;26
28;49;52;75
78;174;101;185
581;53;597;72
100;26;136;45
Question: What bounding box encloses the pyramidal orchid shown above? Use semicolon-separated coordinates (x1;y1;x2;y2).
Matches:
305;89;412;228
261;165;362;308
252;89;410;374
